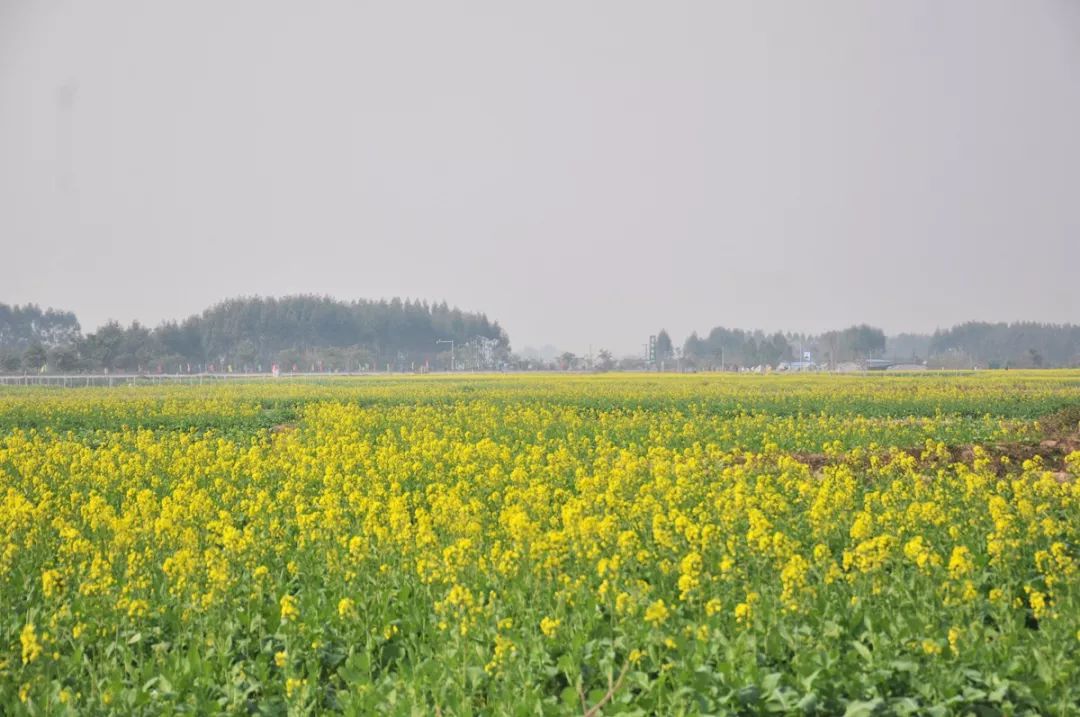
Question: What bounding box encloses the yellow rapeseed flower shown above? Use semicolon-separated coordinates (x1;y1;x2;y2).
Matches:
644;599;670;626
20;623;42;665
540;616;560;638
279;594;299;622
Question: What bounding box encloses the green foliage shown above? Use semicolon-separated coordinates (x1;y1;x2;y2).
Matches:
654;330;673;361
0;303;81;353
930;322;1080;369
682;327;794;368
20;344;46;372
1;297;510;374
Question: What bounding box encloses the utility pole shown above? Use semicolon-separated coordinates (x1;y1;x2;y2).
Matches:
436;339;455;371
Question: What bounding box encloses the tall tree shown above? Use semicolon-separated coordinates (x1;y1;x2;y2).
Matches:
22;343;47;371
655;330;674;362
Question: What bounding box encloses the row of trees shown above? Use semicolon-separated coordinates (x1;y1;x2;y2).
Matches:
0;297;510;373
675;321;1080;369
0;304;80;352
679;324;885;369
683;327;799;368
5;299;1078;373
531;325;887;373
926;322;1080;369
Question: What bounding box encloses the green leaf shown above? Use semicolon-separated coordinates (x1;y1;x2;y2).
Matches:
851;640;872;663
560;686;580;709
796;692;818;711
843;697;883;717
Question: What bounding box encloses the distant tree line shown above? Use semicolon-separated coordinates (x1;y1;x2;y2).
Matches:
681;325;887;369
541;324;888;372
678;321;1080;369
5;299;1079;373
0;304;80;352
683;327;802;369
0;296;509;373
924;322;1080;369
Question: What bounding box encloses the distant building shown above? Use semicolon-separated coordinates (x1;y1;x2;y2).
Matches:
886;363;928;372
780;353;817;372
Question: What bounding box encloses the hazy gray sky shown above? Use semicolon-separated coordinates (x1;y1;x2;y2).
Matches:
1;1;1078;355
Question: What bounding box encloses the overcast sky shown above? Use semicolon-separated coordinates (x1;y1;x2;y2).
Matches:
1;1;1078;355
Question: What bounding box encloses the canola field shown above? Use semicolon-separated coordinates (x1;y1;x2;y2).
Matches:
1;372;1079;715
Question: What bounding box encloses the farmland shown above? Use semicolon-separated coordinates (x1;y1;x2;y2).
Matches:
1;372;1079;715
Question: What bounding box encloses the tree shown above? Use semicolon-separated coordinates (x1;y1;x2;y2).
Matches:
1;352;21;372
22;343;47;371
655;330;674;362
764;332;792;366
820;330;842;368
929;322;1080;368
64;295;511;373
682;332;703;357
843;325;886;359
0;303;80;351
47;345;80;372
596;349;615;371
